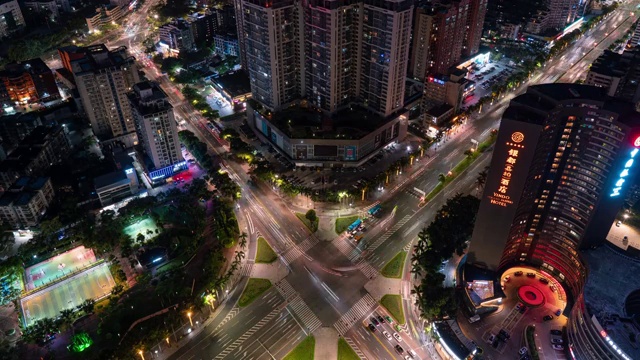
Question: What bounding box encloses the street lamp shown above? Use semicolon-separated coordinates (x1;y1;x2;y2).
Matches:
138;350;145;360
187;311;193;327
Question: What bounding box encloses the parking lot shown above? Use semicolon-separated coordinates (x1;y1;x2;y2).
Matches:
463;59;521;108
205;86;234;117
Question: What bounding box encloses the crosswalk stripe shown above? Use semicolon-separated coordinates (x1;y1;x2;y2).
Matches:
298;236;319;252
333;293;377;335
366;215;411;253
288;296;322;333
240;261;253;277
332;238;362;262
282;247;302;263
275;279;297;301
344;337;368;359
357;260;378;280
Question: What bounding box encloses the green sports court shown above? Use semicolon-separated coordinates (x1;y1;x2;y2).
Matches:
123;217;160;243
20;262;115;327
24;246;97;291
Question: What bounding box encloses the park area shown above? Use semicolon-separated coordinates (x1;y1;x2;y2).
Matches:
21;262;115;327
123;217;161;243
24;246;97;291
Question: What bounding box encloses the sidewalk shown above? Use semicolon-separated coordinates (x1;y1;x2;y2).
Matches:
251;261;288;283
313;327;339;360
364;276;402;301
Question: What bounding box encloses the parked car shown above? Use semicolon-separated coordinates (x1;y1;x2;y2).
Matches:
514;271;523;276
539;278;549;284
526;272;536;278
555;309;562;316
519;347;529;356
487;334;495;344
543;315;554;322
550;329;562;336
552;344;564;351
551;338;563;345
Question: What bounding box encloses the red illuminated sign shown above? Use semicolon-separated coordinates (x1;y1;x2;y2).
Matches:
634;136;640;148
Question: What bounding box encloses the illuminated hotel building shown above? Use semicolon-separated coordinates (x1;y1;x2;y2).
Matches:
469;84;640;309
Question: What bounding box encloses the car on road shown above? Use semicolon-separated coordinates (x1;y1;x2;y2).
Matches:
383;331;392;340
543;315;554;322
539;278;549;284
368;324;376;332
385;316;393;323
393;332;402;342
504;275;511;282
395;345;404;354
371;317;379;326
516;302;524;311
551;338;563;345
377;315;385;324
552;344;564;351
550;329;562;336
408;349;417;358
404;356;411;360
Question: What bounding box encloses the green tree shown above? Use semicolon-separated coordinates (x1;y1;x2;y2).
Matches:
305;209;317;223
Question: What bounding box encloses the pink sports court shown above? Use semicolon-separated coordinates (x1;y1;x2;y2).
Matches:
24;246;97;291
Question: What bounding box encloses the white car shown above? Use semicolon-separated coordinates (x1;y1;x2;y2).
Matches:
552;344;564;351
383;331;392;341
393;332;402;342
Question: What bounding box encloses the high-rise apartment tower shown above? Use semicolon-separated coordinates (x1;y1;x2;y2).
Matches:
469;84;640;306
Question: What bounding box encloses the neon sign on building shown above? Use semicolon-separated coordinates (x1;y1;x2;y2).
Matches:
488;132;525;207
610;136;640;197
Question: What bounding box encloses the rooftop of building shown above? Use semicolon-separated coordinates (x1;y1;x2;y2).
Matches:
427;103;454;118
261;103;396;140
0;126;65;172
589;50;628;78
127;82;171;115
68;44;134;74
213;70;251;99
0;58;52;77
0;176;50;207
507;84;640;127
434;320;474;360
94;170;129;190
19;125;63;146
581;243;640;359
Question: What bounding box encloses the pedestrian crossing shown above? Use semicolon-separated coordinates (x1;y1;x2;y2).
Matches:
298;236;319;252
344;337;368;360
357;260;378;280
333;293;377;335
239;260;253;278
367;215;411;253
288;296;323;333
282;247;303;263
332;238;362;262
214;308;280;359
403;243;412;253
405;188;424;199
275;279;297;301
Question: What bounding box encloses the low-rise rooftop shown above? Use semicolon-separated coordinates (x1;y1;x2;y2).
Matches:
581;244;640;359
264;104;394;140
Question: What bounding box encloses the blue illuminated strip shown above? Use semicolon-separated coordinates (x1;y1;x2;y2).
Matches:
611;149;639;197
